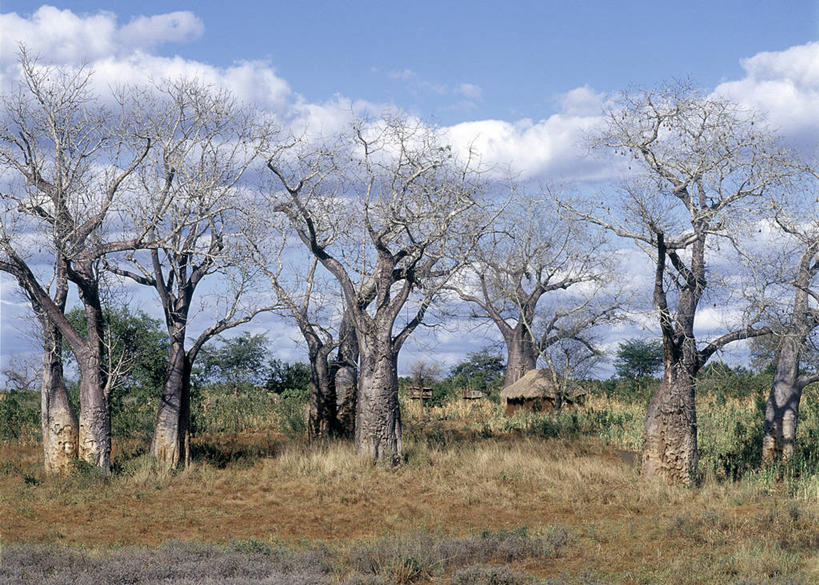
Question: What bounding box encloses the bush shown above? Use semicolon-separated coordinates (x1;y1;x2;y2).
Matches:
590;377;656;405
190;383;280;435
451;565;531;585
0;530;568;585
111;383;159;440
275;387;308;440
265;360;311;395
0;390;39;442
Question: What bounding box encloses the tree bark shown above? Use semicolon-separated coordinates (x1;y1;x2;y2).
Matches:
40;319;78;474
762;335;803;463
355;337;401;464
307;342;337;441
76;353;110;470
642;358;698;484
504;326;538;386
38;262;78;474
0;253;109;470
641;233;701;485
761;248;817;464
334;312;359;438
73;270;111;471
151;331;191;468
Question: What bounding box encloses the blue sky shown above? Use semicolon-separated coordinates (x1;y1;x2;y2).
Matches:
1;2;818;377
2;1;817;124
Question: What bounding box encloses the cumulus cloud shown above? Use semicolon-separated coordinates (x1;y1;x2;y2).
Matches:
87;53;292;111
444;40;819;181
119;11;204;49
0;6;118;65
440;84;614;180
0;6;203;65
560;85;608;117
444;108;607;180
714;41;819;147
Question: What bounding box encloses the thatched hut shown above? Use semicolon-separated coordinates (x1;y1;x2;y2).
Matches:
500;369;586;416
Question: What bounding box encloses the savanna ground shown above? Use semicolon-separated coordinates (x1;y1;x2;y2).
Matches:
2;376;819;584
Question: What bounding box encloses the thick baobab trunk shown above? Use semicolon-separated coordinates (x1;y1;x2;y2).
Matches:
504;327;537;386
76;353;111;470
307;344;337;441
641;360;698;484
355;338;401;464
40;321;78;473
74;282;111;471
334;314;359;438
151;335;191;468
74;336;110;469
762;336;802;463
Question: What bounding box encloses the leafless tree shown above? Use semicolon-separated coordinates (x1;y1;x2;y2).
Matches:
569;83;787;484
266;117;493;463
760;164;819;462
453;193;621;387
409;359;441;388
1;354;41;393
105;80;276;468
244;204;377;441
0;52;163;472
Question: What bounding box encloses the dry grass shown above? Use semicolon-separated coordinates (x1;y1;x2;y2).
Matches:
2;394;819;583
2;431;819;583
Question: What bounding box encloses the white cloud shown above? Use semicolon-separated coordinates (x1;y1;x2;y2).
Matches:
560;85;607;117
0;6;394;142
89;53;292;111
714;41;819;146
0;6;117;66
458;83;482;101
120;11;204;49
444;109;607;180
0;6;203;66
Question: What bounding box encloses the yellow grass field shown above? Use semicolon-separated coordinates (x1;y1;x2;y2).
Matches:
2;395;819;584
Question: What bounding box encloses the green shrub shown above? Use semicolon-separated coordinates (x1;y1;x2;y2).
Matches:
0;390;40;442
275;388;308;440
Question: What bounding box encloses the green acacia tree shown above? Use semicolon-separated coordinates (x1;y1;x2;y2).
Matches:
65;306;168;392
613;338;663;395
64;305;168;437
196;333;271;395
450;349;506;394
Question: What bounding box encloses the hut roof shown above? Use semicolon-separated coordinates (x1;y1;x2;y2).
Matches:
500;369;585;401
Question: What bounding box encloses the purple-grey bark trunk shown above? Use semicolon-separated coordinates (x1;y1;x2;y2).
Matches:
151;332;191;468
334;313;359;438
74;272;111;471
307;342;337;441
504;326;538;386
641;233;702;485
355;336;401;464
762;255;817;464
40;319;78;473
762;335;803;463
641;356;699;484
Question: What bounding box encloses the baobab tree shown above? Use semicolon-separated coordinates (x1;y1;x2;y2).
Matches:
105;80;276;468
333;309;359;438
244;212;371;441
267;118;492;463
572;84;786;484
453;194;619;387
0;53;161;472
761;164;819;462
